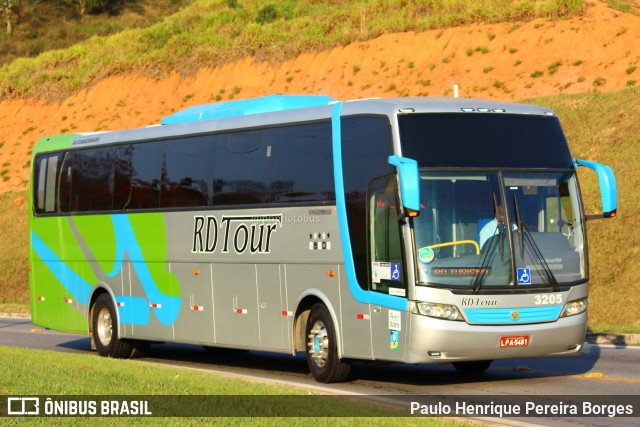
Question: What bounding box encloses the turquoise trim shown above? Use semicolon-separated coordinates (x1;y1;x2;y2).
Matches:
573;158;618;215
331;102;408;311
30;215;181;326
115;296;151;325
31;230;92;306
463;306;562;324
109;215;180;326
162;94;335;124
388;155;420;211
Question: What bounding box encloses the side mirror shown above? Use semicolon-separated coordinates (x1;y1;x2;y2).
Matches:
388;155;420;215
573;158;617;219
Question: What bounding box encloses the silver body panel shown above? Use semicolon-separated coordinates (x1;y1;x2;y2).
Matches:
42;97;588;366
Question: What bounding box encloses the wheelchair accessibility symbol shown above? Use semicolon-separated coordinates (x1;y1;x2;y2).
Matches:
517;268;531;285
390;263;401;281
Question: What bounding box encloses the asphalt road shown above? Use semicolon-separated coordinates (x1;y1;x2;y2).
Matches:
2;316;639;426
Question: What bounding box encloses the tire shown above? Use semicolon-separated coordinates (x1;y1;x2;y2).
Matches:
305;303;351;383
92;294;135;359
452;360;492;374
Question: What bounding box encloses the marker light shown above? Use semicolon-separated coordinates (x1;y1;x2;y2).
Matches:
560;297;588;317
411;301;463;321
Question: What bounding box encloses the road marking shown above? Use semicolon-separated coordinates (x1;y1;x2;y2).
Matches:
583;372;604;378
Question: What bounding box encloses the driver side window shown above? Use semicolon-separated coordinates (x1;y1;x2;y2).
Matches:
369;176;406;297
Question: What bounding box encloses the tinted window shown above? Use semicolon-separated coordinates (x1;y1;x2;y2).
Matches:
341;115;394;288
162;136;215;208
34;122;338;215
74;148;115;212
270;122;334;203
369;176;406;295
33;154;63;214
57;152;73;213
113;145;133;211
213;131;270;205
399;114;572;169
128;142;163;210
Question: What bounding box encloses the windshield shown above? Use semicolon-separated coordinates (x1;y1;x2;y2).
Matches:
413;171;585;289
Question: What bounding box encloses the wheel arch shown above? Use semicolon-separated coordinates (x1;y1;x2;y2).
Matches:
87;284;118;351
293;290;343;357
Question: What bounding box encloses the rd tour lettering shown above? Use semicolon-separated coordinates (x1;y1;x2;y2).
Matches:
192;214;282;255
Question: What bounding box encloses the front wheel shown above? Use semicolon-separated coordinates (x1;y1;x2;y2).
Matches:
305;303;351;383
452;360;492;374
92;294;134;359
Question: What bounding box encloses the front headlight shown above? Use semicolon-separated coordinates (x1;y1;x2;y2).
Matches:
560;297;588;317
411;301;464;321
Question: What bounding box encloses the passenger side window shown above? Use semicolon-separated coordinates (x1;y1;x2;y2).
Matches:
128;142;163;210
369;176;406;296
34;154;62;213
270;122;334;203
162;136;215;208
213;131;270;205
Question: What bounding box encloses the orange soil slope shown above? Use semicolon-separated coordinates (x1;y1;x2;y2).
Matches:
0;0;638;194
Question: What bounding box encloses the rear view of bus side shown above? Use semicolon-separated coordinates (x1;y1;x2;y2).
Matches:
29;95;617;383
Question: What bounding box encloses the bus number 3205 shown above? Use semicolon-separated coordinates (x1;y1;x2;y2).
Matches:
534;294;563;305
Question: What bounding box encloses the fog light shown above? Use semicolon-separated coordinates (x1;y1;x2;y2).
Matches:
428;351;441;357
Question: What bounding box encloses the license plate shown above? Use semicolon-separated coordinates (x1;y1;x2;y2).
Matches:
499;335;530;348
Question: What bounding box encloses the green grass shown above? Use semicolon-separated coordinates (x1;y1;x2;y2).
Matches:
0;0;586;101
0;0;196;67
527;85;640;333
0;191;28;311
0;346;469;425
605;0;640;16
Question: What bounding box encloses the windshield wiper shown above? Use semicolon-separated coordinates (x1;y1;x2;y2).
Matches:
471;193;504;294
512;194;560;291
512;193;524;258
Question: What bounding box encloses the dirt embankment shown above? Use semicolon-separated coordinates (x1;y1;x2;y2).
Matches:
0;0;639;194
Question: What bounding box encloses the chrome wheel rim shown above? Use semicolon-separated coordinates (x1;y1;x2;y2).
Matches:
96;306;113;347
307;320;329;368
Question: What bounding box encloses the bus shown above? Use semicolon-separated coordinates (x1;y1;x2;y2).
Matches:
29;94;617;383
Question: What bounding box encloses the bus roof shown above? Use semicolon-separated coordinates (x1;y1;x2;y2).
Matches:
160;94;556;125
32;95;557;154
161;94;336;125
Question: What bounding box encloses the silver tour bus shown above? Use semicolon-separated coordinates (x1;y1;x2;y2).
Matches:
29;95;617;382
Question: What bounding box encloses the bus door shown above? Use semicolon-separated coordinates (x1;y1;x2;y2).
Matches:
368;176;408;360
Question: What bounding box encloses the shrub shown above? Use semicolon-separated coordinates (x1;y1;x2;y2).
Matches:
256;5;278;24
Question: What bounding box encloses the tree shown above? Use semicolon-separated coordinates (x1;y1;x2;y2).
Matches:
3;0;13;35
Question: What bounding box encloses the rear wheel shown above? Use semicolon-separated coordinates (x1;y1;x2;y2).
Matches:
452;360;492;374
92;294;135;358
305;303;351;383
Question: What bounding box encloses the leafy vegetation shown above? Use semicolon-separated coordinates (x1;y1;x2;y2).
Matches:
605;0;640;16
0;346;470;425
527;85;640;333
0;191;28;310
0;0;586;101
0;0;195;66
